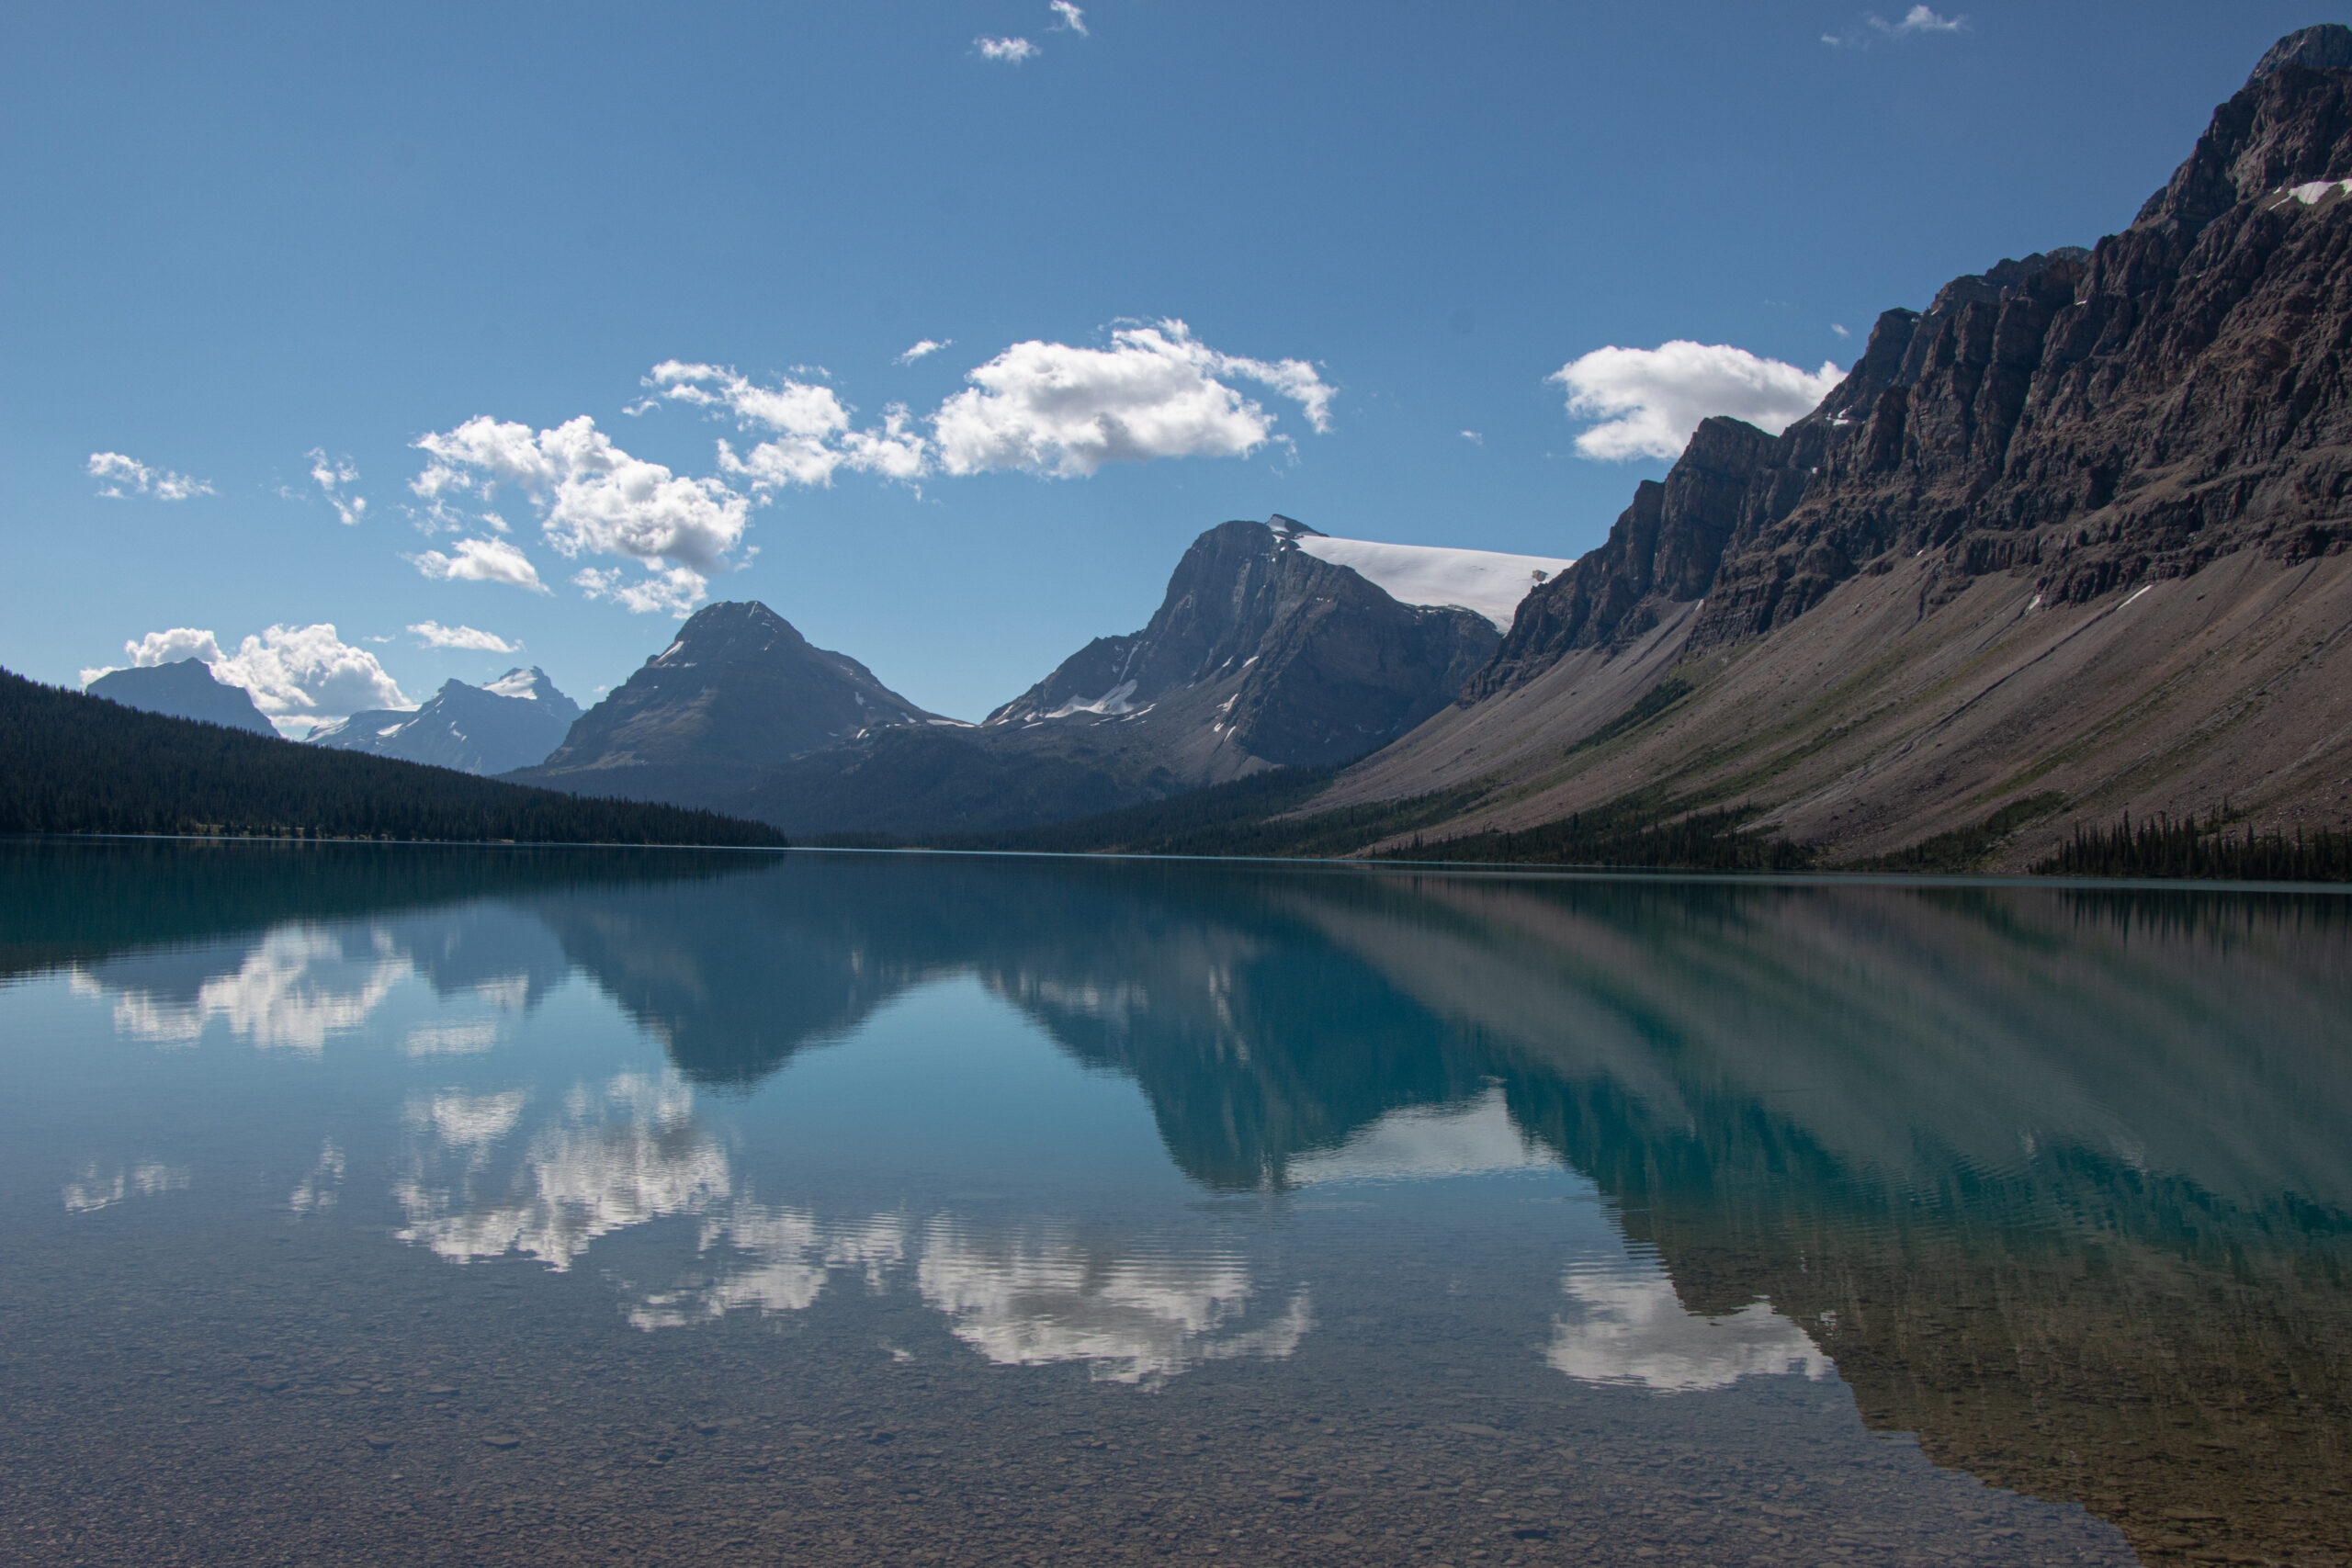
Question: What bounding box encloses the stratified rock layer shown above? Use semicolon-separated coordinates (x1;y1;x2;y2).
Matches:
1325;33;2352;865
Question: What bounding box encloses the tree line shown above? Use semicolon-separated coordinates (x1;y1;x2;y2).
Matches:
0;670;787;848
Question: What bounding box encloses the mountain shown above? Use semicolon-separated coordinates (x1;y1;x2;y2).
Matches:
981;518;1521;775
506;600;949;810
726;517;1547;836
85;659;276;736
1288;27;2352;870
0;667;784;846
311;667;581;775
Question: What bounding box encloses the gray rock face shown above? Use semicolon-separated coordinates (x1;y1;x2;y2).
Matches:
514;523;1501;837
730;518;1502;836
988;517;1501;775
310;668;581;775
85;660;276;736
1480;35;2352;699
506;602;945;808
2251;23;2352;82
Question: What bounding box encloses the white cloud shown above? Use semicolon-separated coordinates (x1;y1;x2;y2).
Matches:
120;624;411;728
121;626;225;667
412;415;746;613
1831;322;1851;338
576;564;709;617
1825;6;1964;45
648;362;928;490
1550;341;1842;462
88;451;213;501
933;320;1334;478
409;621;518;653
1886;5;1963;32
1460;429;1483;446
977;35;1039;62
1048;1;1087;34
307;448;367;525
898;338;951;364
408;536;548;592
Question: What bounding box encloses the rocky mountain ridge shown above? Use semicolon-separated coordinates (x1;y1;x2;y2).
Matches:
981;517;1502;780
1312;27;2352;867
506;601;949;811
517;518;1516;836
85;659;277;737
311;667;581;775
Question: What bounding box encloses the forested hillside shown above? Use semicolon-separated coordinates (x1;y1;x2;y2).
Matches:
0;670;786;847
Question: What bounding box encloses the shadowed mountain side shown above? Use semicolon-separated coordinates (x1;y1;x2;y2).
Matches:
548;522;1507;838
1313;43;2352;867
0;671;788;849
85;658;278;735
979;520;1502;783
508;602;951;812
734;727;1142;839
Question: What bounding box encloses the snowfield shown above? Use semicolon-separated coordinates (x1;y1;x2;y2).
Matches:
1286;531;1576;631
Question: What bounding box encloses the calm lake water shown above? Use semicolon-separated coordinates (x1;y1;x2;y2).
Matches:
2;840;2346;1568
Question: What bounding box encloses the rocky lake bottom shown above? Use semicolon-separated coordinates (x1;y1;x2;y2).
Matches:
1;842;2345;1567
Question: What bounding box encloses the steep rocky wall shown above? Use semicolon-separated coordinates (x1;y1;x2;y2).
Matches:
1480;52;2352;698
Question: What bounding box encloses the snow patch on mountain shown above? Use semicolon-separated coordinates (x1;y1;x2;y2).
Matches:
1287;533;1575;631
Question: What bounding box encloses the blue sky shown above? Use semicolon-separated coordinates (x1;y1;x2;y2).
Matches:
4;1;2339;726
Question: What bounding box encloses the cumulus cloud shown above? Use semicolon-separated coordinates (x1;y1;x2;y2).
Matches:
412;415;747;613
932;320;1334;478
115;625;410;730
575;565;710;617
1824;6;1964;45
307;449;367;525
1048;1;1087;33
898;339;950;364
408;621;517;653
647;362;928;491
977;36;1038;62
1550;341;1843;462
407;536;548;592
88;452;213;501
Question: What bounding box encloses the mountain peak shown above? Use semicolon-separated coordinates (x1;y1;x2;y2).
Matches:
85;659;277;737
2251;23;2352;84
311;667;581;773
651;601;810;669
482;666;573;713
516;601;941;796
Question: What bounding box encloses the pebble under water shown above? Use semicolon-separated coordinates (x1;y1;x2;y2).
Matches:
1;840;2346;1567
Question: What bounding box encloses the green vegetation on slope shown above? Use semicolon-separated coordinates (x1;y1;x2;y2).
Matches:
912;765;1356;854
2034;810;2352;883
1848;792;2069;874
0;670;786;848
1368;788;1816;871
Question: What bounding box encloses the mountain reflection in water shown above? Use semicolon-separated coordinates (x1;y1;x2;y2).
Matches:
5;840;2347;1566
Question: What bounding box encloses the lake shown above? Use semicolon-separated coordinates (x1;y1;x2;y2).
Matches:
1;840;2346;1567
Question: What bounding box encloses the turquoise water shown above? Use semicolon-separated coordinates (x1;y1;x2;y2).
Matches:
2;840;2346;1566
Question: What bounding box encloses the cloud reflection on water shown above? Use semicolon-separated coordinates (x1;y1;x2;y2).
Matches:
1287;1084;1553;1185
390;1066;1310;1382
1549;1257;1832;1393
62;1160;191;1213
72;926;413;1052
